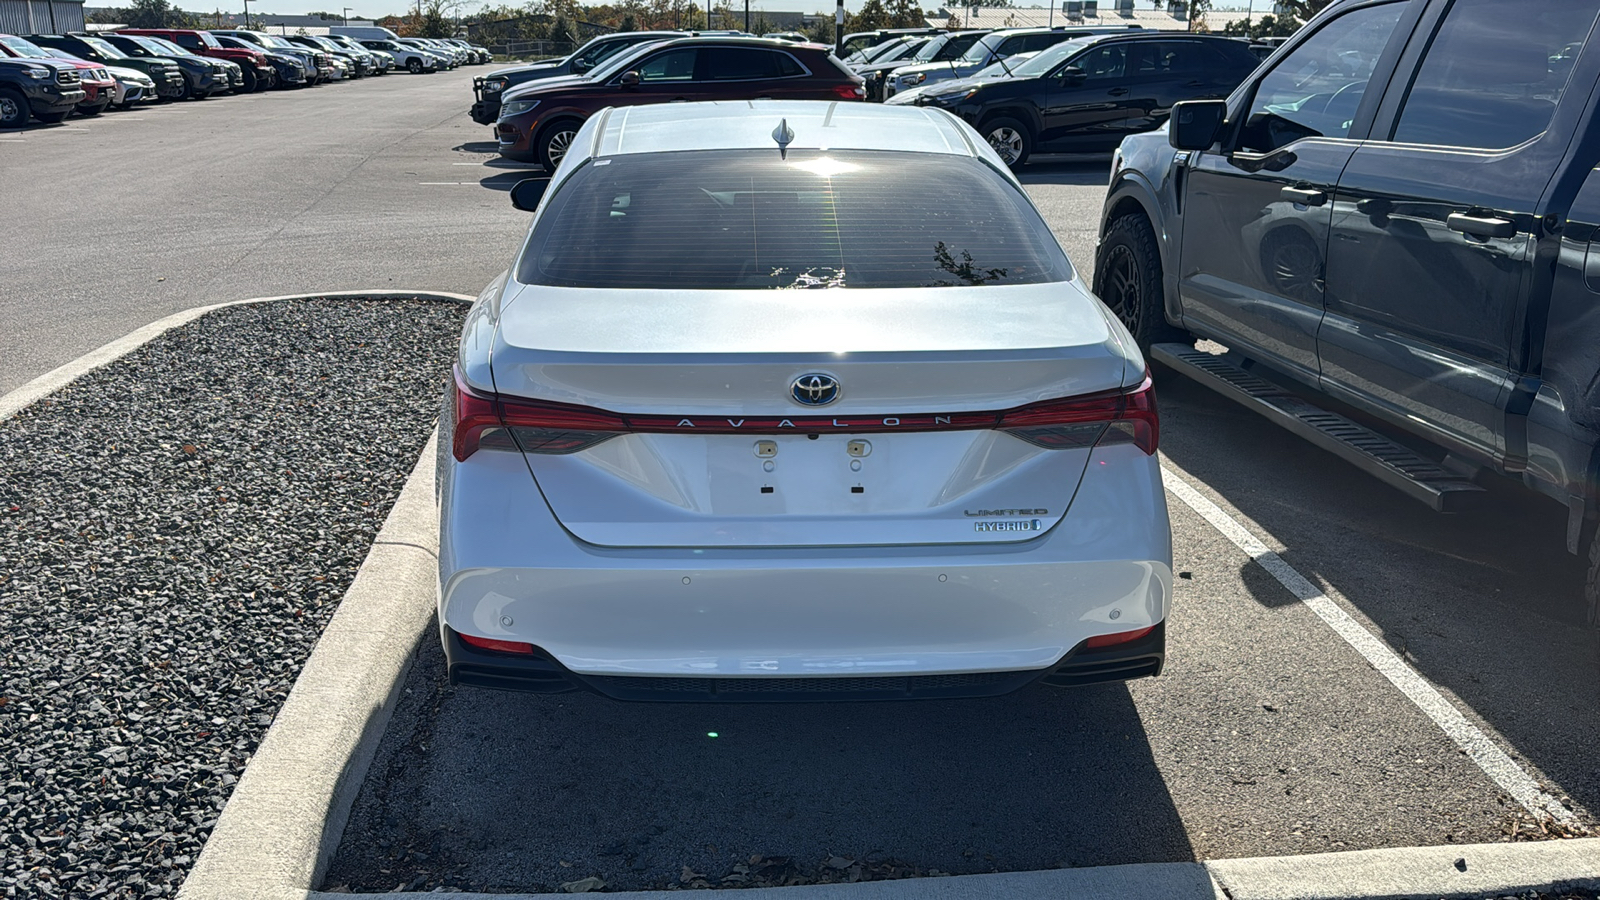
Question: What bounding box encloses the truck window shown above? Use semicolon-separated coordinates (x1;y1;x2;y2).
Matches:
1236;1;1403;153
1390;0;1598;150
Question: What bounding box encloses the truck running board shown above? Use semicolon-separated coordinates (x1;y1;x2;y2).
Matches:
1151;343;1486;513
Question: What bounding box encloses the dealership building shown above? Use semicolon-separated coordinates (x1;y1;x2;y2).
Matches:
0;0;86;34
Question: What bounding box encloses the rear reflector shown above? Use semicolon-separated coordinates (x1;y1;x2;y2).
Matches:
452;366;1158;460
1085;626;1156;649
459;633;537;655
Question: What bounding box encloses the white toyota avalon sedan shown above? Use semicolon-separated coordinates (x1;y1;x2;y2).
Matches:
438;100;1171;702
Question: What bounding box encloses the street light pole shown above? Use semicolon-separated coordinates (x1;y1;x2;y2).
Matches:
834;0;842;55
242;0;250;30
744;0;749;33
342;6;350;24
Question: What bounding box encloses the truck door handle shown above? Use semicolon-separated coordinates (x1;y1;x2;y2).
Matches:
1280;186;1326;207
1108;87;1129;96
1447;212;1517;239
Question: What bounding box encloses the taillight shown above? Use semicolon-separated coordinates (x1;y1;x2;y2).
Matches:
451;365;1156;460
452;365;626;461
998;375;1157;455
459;633;536;655
833;81;865;100
1085;625;1155;649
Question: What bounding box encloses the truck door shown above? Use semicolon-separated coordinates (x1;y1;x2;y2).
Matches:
1177;0;1408;386
1319;0;1600;464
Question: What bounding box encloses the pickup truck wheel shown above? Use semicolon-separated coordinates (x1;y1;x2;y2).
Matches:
1095;213;1189;351
0;89;26;128
980;116;1031;169
408;58;423;73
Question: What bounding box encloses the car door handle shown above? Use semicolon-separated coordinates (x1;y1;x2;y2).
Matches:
1108;87;1129;96
1280;186;1327;207
1447;212;1517;239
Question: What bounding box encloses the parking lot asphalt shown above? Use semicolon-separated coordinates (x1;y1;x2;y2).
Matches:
6;79;1594;893
0;69;527;396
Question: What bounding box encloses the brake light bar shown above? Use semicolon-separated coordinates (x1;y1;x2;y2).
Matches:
452;366;1157;460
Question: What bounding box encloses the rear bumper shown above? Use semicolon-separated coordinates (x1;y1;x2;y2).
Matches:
439;444;1173;683
444;622;1166;701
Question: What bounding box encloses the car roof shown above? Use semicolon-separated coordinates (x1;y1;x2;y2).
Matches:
583;101;981;162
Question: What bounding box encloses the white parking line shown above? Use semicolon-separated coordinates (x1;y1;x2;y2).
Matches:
1160;463;1580;827
418;181;467;185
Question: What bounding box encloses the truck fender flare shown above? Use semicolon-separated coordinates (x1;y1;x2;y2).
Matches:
1102;174;1182;328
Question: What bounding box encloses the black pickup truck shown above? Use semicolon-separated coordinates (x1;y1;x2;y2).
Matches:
1096;0;1600;634
0;56;83;126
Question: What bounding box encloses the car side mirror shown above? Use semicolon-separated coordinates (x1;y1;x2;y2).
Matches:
1058;65;1086;85
572;57;591;73
509;178;548;212
619;70;641;87
1169;99;1227;151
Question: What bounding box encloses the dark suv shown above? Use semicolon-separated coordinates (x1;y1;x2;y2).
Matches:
1098;0;1600;626
117;27;274;91
494;37;864;168
0;56;81;125
471;31;690;125
911;32;1260;166
885;24;1141;99
25;32;185;99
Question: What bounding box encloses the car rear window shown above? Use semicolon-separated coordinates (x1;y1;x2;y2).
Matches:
517;149;1072;290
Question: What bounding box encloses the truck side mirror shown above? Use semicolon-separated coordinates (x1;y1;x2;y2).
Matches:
510;178;548;212
1169;99;1227;151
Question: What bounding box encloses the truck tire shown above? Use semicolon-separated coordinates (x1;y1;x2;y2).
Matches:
0;88;26;128
1094;212;1190;352
979;115;1031;169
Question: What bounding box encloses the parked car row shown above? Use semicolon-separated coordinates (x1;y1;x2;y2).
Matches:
480;35;866;169
0;26;488;126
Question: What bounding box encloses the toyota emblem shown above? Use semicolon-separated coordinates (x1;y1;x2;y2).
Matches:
791;373;840;406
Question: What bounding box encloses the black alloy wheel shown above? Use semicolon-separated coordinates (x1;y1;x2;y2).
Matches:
1093;213;1188;351
408;57;422;73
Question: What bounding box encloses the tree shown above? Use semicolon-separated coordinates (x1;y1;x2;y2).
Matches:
547;11;573;43
122;0;197;28
1221;12;1297;37
617;11;637;30
847;0;889;31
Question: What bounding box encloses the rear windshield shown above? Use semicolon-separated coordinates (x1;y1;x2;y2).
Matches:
517;149;1072;290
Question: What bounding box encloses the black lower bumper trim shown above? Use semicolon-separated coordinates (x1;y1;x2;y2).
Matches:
443;621;1165;703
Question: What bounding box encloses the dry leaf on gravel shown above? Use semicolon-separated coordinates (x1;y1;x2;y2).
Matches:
560;875;606;893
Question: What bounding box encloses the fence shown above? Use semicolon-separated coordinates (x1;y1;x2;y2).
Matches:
485;40;576;59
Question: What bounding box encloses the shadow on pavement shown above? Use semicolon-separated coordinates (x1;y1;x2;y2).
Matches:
325;636;1195;893
478;171;544;192
1017;159;1112;187
1155;375;1599;824
451;140;500;153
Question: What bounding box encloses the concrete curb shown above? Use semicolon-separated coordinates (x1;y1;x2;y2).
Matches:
0;290;475;423
177;430;442;900
299;837;1600;900
0;292;470;900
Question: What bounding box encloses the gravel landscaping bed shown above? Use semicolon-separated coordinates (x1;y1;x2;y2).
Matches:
0;298;464;899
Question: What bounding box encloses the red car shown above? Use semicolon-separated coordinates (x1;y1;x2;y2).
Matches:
0;33;115;115
115;28;273;92
495;37;865;168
